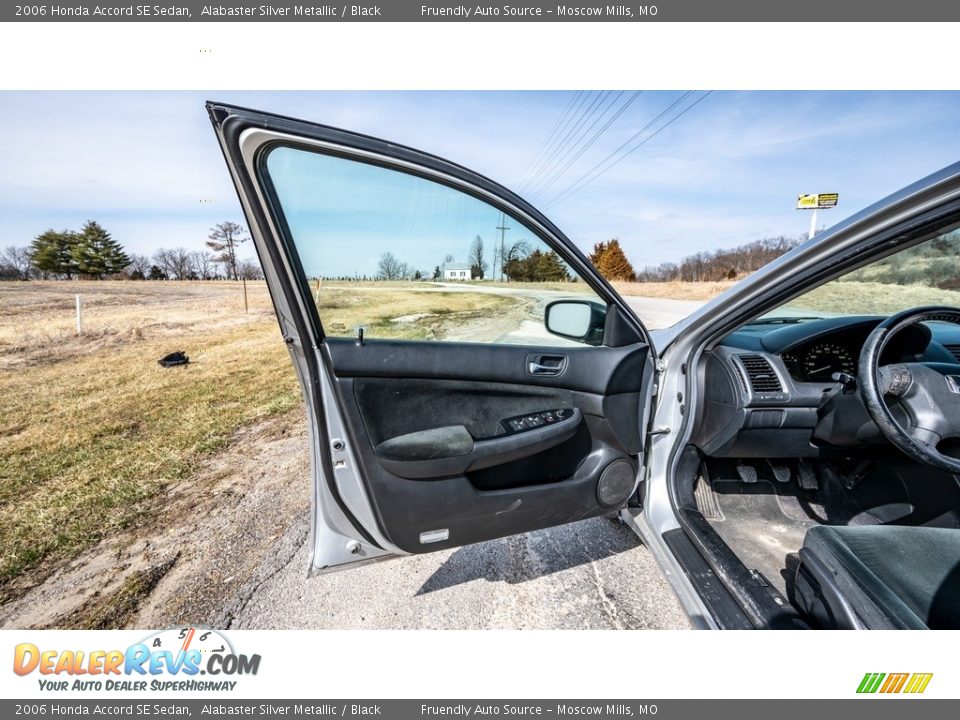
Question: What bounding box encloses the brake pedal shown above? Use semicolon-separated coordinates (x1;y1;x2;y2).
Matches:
797;463;819;491
768;462;792;484
735;463;758;483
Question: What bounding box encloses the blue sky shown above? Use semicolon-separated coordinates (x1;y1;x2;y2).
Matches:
0;91;958;275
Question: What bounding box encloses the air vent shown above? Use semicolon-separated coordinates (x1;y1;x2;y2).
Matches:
945;344;960;363
738;355;783;393
731;359;749;392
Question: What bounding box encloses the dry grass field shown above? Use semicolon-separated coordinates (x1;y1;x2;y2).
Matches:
0;280;526;605
0;281;298;600
612;279;739;301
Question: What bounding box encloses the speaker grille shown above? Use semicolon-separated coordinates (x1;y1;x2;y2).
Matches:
596;459;636;507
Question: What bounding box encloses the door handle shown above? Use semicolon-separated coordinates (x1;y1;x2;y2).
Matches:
528;361;561;376
527;354;567;376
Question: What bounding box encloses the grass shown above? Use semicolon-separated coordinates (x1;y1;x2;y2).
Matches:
612;279;739;301
0;280;523;594
315;283;519;339
787;280;960;316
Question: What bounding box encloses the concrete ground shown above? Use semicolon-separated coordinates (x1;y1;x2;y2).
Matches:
219;512;691;630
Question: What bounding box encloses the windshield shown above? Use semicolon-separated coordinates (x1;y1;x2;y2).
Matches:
755;227;960;323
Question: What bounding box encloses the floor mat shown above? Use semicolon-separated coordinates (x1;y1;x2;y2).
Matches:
706;479;816;598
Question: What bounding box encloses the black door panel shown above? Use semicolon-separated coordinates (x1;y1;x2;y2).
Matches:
326;339;647;553
325;338;648;395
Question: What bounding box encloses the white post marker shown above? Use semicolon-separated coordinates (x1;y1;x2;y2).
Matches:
75;294;83;335
797;193;839;239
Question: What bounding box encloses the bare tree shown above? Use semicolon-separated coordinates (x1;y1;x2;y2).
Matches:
0;245;34;280
125;253;151;279
206;221;249;280
151;249;172;279
152;247;193;280
237;258;264;280
190;250;216;280
468;235;487;279
378;251;405;280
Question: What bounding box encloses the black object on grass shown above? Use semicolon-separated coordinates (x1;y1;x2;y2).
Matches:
158;351;190;368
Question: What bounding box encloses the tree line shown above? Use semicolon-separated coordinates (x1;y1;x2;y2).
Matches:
375;235;573;283
634;236;802;283
0;220;263;281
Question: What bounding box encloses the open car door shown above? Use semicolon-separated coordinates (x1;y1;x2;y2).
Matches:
208;102;658;573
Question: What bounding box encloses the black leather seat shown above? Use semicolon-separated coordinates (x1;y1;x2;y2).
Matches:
795;525;960;629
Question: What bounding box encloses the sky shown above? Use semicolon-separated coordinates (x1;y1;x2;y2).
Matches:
1;90;959;275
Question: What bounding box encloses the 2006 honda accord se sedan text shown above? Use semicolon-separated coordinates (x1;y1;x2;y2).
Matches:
209;102;960;629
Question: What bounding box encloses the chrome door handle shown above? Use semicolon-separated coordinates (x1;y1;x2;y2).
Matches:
528;361;560;375
528;356;566;376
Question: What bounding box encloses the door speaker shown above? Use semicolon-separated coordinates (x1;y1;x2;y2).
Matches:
596;459;636;507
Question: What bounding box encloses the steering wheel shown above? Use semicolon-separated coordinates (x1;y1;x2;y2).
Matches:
860;306;960;473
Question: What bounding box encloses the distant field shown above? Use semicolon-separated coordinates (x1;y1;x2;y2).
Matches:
455;278;739;302
787;280;960;316
612;279;739;301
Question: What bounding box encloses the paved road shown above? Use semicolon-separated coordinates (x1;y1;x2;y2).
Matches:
621;295;704;330
432;281;705;333
221;512;691;630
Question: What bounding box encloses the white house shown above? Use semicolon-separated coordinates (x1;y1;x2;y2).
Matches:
442;262;472;281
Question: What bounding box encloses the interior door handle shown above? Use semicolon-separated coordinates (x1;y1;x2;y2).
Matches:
527;355;567;376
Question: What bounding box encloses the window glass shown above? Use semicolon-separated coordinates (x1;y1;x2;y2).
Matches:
264;146;604;346
759;226;960;321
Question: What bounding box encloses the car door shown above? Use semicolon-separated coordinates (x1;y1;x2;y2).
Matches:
208;102;658;573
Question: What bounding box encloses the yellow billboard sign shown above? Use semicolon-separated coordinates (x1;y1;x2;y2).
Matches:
797;193;839;209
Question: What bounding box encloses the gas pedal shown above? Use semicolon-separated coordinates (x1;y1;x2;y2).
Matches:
797;463;819;491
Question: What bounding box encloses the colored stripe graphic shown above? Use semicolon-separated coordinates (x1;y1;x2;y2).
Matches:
857;672;932;694
904;673;933;694
880;673;909;693
857;673;885;693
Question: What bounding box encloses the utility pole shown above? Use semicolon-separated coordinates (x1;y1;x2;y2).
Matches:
496;213;510;282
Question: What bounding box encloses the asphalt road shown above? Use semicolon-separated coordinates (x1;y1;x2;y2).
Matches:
213;293;699;631
222;512;691;630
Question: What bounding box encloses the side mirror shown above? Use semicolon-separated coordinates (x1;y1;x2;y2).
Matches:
544;300;607;346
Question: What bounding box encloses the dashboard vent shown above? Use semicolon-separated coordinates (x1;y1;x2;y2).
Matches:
738;355;783;393
945;344;960;363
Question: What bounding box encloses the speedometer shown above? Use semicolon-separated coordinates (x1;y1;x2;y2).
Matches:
803;342;855;382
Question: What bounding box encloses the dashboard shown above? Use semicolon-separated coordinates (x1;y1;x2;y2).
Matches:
693;316;960;458
779;323;932;383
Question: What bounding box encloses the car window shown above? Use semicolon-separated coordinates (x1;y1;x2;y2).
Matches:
757;226;960;322
262;145;604;346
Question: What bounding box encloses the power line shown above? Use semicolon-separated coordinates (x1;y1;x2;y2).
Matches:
517;91;590;189
527;90;643;200
545;91;693;205
545;91;713;209
515;91;583;188
519;91;602;192
524;90;623;197
522;91;611;194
